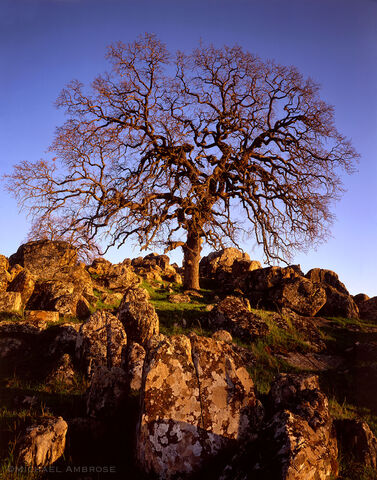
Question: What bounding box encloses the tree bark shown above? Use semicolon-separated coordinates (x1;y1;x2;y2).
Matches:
183;228;201;290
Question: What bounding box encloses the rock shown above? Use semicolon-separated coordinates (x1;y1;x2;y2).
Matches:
168;294;191;304
0;337;25;359
137;333;258;478
7;268;36;306
261;374;338;480
9;240;77;279
335;419;377;469
48;323;80;357
305;268;349;295
101;292;123;306
270;277;326;316
358;296;377;322
0;291;22;313
25;310;59;324
306;268;359;319
88;258;140;292
45;354;77;388
86;365;128;418
131;253;180;284
208;296;269;341
199;248;251;278
124;342;146;393
118;287;159;346
0;320;46;335
17;416;68;467
0;256;10;291
75;311;127;377
212;330;233;343
353;293;369;305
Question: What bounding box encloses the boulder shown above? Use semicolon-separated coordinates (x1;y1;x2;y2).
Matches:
357;296;377;322
75;311;127;377
9;240;77;279
270;277;326;316
48;323;80;357
306;268;359;319
137;333;259;478
266;373;338;480
353;293;369;305
118;287;159;346
88;258;140;292
208;296;269;341
7;268;36;306
131;253;180;284
86;365;128;418
17;416;68;467
335;419;377;469
0;255;10;291
199;248;251;278
0;291;22;313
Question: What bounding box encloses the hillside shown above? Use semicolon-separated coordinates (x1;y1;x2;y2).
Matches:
0;240;376;479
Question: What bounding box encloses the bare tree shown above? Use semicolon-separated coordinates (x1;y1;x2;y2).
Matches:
4;34;358;289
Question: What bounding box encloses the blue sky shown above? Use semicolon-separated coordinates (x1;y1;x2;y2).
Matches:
0;0;376;295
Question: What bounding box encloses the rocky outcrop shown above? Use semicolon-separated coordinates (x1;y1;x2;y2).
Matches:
267;374;338;480
75;311;127;377
7;268;36;306
199;248;251;278
25;310;59;324
131;253;182;284
306;268;359;319
0;255;10;291
335;419;377;469
220;374;338;480
9;240;77;279
208;296;269;341
0;291;22;313
168;293;191;304
137;333;259;479
17;416;68;467
118;287;159;346
45;353;77;389
357;296;377;322
88;258;140;292
270;277;327;316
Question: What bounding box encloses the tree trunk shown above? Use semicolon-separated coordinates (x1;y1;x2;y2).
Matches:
183;229;201;290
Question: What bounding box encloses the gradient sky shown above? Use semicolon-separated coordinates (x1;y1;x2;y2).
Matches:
0;0;376;295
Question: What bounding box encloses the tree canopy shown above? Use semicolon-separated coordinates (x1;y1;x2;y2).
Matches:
5;34;358;288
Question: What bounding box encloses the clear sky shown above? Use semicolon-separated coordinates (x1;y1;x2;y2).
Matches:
0;0;376;296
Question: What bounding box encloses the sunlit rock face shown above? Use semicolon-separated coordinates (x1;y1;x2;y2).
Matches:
136;333;259;478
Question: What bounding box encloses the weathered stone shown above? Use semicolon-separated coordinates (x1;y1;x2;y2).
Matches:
25;310;59;324
0;256;10;292
168;294;191;304
137;333;258;478
9;241;77;279
199;248;251;278
0;291;22;313
86;365;128;418
7;268;36;306
208;296;269;341
0;255;9;271
118;287;159;346
212;329;233;343
0;320;45;335
358;296;377;322
125;342;146;393
353;293;369;305
48;323;80;357
335;419;377;469
75;310;127;377
306;268;359;319
270;277;326;316
265;374;338;480
0;337;25;359
17;416;68;467
88;258;140;292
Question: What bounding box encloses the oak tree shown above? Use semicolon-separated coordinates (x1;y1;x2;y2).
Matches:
5;34;358;289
